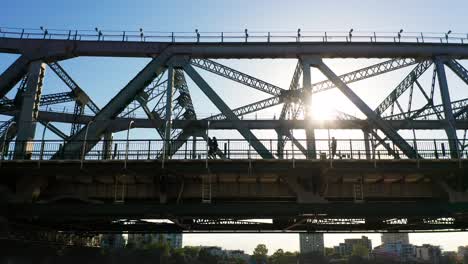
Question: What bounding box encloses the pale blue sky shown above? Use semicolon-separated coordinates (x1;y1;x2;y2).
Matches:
1;0;468;253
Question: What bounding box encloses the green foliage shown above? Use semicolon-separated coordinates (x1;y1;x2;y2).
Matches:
252;244;268;263
182;246;200;259
351;244;369;257
198;247;220;264
143;240;170;256
269;248;298;264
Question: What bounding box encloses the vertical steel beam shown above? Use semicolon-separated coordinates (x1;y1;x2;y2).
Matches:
363;129;371;159
314;59;419;159
70;102;85;136
0;55;30;98
164;66;174;143
435;58;460;158
102;132;112;160
184;64;273;159
14;61;46;158
164;66;175;157
302;59;316;159
277;132;284;159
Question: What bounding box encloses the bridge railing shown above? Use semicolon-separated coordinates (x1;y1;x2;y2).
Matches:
1;27;467;44
1;138;466;161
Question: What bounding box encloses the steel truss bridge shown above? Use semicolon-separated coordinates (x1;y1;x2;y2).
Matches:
1;28;468;237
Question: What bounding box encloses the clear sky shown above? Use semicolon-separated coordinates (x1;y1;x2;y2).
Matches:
1;0;468;254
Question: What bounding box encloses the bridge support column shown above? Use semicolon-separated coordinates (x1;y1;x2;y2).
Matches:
435;58;460;158
191;136;197;159
164;66;174;157
277;131;284;159
363;129;371;159
102;132;113;160
14;61;46;159
301;58;317;159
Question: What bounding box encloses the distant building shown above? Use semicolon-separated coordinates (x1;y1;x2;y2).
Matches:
372;241;415;261
100;234;125;249
127;233;182;249
415;244;441;263
300;233;324;253
202;246;224;257
333;236;372;257
381;233;409;245
225;249;249;261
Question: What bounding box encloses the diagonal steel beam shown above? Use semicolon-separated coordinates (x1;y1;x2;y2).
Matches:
207;96;281;120
375;60;433;116
435;58;460;158
47;62;100;114
312;58;418;94
337;111;399;158
0;55;30;98
41;121;68;139
315;59;419;159
51;50;171;159
184;64;274;159
190;58;284;96
445;59;468;86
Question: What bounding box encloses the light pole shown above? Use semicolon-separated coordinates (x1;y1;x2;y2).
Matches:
0;121;16;166
124;120;134;170
398;29;403;42
445;30;452;43
80;120;93;169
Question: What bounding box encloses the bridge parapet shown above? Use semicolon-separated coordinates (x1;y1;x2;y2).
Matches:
1;27;467;44
1;138;466;161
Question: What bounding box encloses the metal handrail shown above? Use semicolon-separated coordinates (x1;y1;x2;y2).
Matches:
1;27;467;44
1;138;467;161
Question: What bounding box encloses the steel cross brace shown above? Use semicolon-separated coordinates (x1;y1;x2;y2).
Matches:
184;64;274;159
384;97;468;121
47;62;100;114
445;59;468;86
51;49;172;159
198;58;418;122
336;111;399;158
314;58;419;159
375;60;433;116
277;61;303;157
190;58;284;96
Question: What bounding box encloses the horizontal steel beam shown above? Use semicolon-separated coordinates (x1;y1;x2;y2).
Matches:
3;38;468;59
2;110;468;130
6;202;468;219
